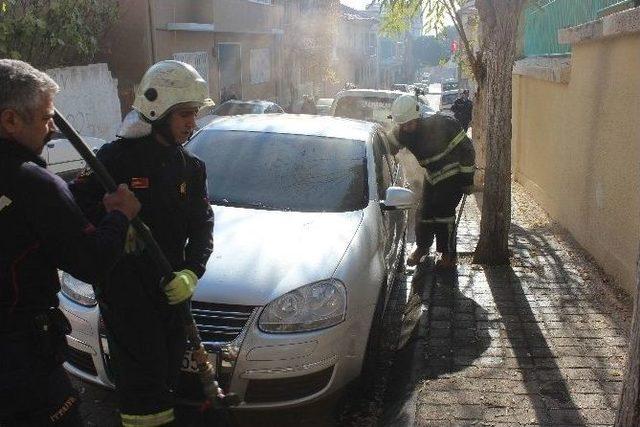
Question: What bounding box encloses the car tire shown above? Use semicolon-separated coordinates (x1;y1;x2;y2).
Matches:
359;285;386;399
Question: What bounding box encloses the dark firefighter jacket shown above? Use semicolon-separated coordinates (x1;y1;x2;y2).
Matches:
451;98;473;125
70;135;214;280
391;114;475;187
0;139;129;331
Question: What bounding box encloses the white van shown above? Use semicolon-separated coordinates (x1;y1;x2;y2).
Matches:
45;135;107;181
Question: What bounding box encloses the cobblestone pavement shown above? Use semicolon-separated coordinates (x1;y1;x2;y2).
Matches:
71;183;632;427
383;184;633;427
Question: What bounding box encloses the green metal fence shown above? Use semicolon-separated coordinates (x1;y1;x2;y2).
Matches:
523;0;632;56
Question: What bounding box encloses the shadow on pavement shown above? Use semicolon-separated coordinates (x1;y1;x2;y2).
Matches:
483;266;587;426
382;259;492;426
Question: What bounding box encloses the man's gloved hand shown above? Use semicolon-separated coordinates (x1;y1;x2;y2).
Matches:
124;226;145;254
164;269;198;305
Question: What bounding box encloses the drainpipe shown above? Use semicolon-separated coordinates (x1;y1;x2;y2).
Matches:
147;0;157;63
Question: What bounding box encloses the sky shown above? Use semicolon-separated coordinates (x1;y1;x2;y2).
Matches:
340;0;370;10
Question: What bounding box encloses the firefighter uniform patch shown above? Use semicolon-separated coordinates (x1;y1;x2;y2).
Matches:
0;195;12;212
131;177;150;189
74;167;94;183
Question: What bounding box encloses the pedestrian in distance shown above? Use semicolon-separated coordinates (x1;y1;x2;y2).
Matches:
70;60;215;427
451;89;473;132
389;94;476;270
301;94;318;115
0;59;141;426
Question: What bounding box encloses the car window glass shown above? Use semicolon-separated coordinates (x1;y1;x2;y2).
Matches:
212;102;261;116
188;130;368;212
372;133;393;200
334;95;398;125
378;132;398;182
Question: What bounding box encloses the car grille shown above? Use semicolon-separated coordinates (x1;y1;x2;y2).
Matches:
191;301;255;344
65;345;97;376
244;367;334;403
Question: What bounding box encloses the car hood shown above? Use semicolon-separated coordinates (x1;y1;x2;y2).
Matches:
194;206;364;307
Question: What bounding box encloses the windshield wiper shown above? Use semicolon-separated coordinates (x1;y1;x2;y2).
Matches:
211;199;276;210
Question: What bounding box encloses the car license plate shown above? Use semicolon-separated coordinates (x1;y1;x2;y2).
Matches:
181;349;218;374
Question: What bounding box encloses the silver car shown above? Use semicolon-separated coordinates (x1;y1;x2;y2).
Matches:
58;114;414;409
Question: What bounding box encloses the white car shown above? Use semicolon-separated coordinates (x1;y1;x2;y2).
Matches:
58;115;414;409
45;135;106;180
315;98;334;115
439;90;460;112
195;100;284;129
330;89;435;129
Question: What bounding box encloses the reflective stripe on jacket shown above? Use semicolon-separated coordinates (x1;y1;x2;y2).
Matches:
394;114;476;187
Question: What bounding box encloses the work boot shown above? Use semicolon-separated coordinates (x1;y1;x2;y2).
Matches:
435;253;457;271
407;247;428;266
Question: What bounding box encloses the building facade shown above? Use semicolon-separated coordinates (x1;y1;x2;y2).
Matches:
99;0;285;112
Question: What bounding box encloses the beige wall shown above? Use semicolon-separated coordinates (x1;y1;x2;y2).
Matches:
512;33;640;294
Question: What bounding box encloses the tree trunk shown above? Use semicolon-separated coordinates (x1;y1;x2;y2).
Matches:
615;250;640;426
473;0;526;265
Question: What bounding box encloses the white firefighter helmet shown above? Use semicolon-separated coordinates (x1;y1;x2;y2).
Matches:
132;60;214;122
391;94;420;125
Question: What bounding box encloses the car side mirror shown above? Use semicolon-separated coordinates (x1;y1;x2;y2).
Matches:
380;186;415;211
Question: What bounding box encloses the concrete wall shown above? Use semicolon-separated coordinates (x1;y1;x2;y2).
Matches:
47;64;122;142
512;17;640;294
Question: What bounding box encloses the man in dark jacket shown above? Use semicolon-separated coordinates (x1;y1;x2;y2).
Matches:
0;59;140;426
451;89;473;132
301;94;318;115
390;94;476;269
71;60;214;427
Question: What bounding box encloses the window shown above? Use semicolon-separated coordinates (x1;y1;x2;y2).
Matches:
372;133;393;200
188;130;368;212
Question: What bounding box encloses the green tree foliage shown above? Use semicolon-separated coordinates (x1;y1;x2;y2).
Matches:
0;0;118;68
412;33;456;67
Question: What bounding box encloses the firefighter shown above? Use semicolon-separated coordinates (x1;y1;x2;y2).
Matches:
451;89;473;132
0;59;141;426
70;60;215;427
390;94;476;269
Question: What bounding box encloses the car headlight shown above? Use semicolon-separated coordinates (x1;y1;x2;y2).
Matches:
59;272;97;306
259;279;347;333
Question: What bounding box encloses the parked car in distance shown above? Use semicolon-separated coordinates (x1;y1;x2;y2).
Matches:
442;79;459;92
330;89;435;129
45;134;107;181
196;99;284;128
59;114;414;409
391;83;411;92
439;90;459;112
315;98;334;115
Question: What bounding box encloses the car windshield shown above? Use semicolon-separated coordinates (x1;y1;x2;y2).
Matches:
334;95;397;123
187;130;368;212
442;82;459;91
212;102;263;116
442;93;458;105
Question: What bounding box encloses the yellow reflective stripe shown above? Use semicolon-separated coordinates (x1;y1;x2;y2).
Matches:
418;130;467;166
121;409;174;427
426;164;475;184
460;165;475;173
426;167;461;185
434;216;455;223
421;217;455;224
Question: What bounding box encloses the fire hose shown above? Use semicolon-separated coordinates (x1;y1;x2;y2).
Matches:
53;109;240;412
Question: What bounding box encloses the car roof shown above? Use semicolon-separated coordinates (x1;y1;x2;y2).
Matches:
221;99;276;105
202;114;377;141
335;89;406;99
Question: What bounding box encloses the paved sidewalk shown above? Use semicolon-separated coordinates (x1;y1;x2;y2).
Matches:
383;184;632;427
